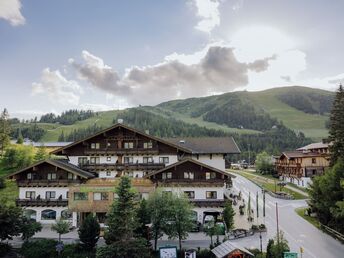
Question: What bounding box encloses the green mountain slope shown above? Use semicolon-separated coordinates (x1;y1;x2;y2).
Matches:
158;86;333;139
13;86;334;142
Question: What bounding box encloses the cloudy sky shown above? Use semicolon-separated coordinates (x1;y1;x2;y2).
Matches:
1;0;344;118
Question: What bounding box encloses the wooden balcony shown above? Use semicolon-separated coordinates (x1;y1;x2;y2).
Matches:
17;179;82;187
156;178;226;187
16;198;68;207
190;199;225;207
84;148;159;155
81;163;165;171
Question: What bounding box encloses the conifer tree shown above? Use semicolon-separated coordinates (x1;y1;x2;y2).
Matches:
104;176;137;243
223;200;236;232
329;84;344;164
78;214;100;251
0;108;11;155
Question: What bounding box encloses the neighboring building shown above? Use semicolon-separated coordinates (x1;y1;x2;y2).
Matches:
211;240;254;258
276;142;330;187
8;123;240;227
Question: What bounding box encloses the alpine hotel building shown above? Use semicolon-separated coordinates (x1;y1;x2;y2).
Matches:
8;123;240;227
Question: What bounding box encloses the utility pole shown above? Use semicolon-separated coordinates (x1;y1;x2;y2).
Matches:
262;189;266;218
256;191;259;221
276;202;280;253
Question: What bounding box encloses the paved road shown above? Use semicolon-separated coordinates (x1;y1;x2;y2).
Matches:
229;174;344;258
234;169;309;197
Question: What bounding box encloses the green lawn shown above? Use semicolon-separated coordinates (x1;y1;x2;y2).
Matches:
295;207;320;229
230;170;308;200
241;88;329;139
0;180;18;206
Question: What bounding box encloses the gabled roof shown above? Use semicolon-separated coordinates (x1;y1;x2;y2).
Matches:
280;151;327;159
211;240;254;258
51;123;192;155
297;142;329;151
7;159;95;179
164;137;241;154
144;158;235;178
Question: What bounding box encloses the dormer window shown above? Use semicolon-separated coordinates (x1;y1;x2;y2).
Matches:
143;141;153;149
162;172;172;179
68;173;77;180
91;143;100;149
124;142;134;149
184;172;194;179
47;173;57;180
206;172;216;180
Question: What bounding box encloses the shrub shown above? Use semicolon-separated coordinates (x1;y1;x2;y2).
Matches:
251;225;258;231
20;239;58;258
197;249;216;258
61;243;96;258
0;177;5;189
96;239;151;258
0;242;12;257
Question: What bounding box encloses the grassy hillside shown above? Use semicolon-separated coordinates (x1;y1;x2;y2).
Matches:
158;86;333;140
236;87;331;139
13;86;333;141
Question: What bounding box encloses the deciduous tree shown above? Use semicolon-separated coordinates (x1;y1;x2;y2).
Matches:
51;219;70;242
147;190;171;251
164;193;194;251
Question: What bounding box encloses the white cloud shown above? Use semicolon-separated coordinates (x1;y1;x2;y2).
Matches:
32;68;82;106
70;50;131;95
192;0;222;33
69;47;271;106
0;0;25;26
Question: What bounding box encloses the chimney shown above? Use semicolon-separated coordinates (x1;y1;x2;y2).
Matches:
145;129;150;135
117;119;123;124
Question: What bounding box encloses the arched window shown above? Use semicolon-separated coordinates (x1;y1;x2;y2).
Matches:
24;209;37;221
61;210;72;220
41;209;56;220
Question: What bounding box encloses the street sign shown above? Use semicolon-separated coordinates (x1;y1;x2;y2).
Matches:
159;246;177;258
284;252;298;258
56;242;64;255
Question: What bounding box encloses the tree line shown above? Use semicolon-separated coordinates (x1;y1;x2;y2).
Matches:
308;85;344;233
40;109;96;125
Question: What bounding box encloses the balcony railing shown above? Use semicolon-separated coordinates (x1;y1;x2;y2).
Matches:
156;178;226;187
16;198;68;207
80;163;165;171
84;147;159;155
17;179;81;187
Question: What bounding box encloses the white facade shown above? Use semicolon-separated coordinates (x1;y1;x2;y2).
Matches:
23;206;71;224
161;186;225;200
193;154;225;170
